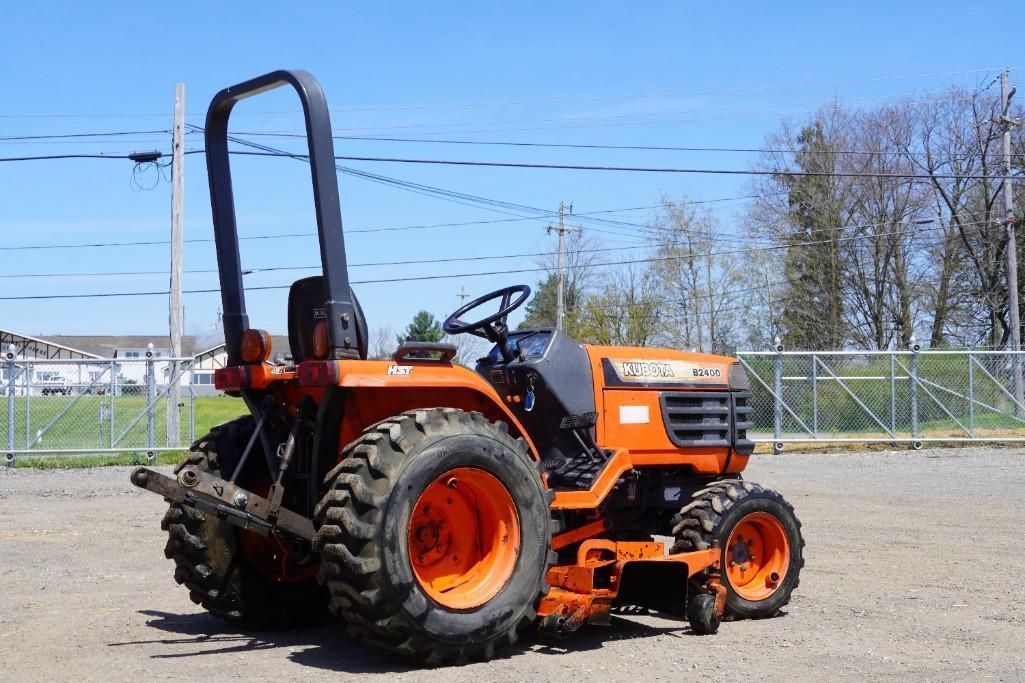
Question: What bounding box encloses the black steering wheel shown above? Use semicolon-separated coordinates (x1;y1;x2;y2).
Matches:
443;284;530;360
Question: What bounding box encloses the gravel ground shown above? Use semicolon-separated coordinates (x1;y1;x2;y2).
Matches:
1;447;1023;682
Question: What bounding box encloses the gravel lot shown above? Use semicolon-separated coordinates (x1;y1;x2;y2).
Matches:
1;447;1023;681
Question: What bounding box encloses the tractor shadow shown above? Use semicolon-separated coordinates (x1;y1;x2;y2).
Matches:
110;609;414;674
111;609;730;672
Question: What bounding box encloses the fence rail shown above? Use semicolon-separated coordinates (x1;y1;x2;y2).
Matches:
736;349;1025;448
2;356;204;462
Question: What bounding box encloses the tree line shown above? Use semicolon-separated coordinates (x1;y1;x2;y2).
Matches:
521;82;1025;353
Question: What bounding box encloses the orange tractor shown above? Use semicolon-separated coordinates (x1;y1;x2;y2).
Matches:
131;70;804;665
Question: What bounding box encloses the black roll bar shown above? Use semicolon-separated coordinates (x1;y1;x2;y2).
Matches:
205;69;359;365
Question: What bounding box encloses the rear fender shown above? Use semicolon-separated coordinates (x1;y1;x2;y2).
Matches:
322;360;539;462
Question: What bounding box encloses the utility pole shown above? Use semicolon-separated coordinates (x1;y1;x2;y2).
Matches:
546;201;581;330
168;83;185;447
1000;70;1023;412
457;286;469;306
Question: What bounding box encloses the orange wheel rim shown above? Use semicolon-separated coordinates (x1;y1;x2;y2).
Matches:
725;512;790;601
407;467;520;610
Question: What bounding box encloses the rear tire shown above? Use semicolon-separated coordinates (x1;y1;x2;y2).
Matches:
314;408;553;665
161;417;328;626
672;479;803;620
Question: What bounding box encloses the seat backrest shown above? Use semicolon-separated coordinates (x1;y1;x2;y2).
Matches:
287;276;368;362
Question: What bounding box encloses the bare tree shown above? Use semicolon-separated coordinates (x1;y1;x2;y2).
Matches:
369;324;396;360
443;333;490;367
520;228;599;333
646;195;743;353
898;86;1009;346
575;265;660;346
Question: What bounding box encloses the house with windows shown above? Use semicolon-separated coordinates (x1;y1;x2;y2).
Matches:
1;328;289;396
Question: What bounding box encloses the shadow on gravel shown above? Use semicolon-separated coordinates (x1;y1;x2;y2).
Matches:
108;610;414;674
111;609;697;672
527;615;693;656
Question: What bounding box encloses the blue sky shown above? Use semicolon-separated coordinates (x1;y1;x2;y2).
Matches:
1;2;1018;342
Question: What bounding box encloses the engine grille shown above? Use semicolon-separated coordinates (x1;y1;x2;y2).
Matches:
659;390;755;454
659;391;731;448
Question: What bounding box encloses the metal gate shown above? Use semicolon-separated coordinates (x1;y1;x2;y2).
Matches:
2;356;198;463
737;350;1025;447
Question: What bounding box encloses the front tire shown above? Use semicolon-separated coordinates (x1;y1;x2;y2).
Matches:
314;408;553;665
672;479;804;620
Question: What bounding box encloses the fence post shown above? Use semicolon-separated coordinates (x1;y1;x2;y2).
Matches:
773;336;783;452
146;345;155;453
5;346;15;458
109;361;115;448
967;350;974;437
811;353;818;437
909;338;919;441
889;352;896;437
188;363;196;444
24;361;30;450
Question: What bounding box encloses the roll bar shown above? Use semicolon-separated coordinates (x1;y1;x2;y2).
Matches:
205;69;359;365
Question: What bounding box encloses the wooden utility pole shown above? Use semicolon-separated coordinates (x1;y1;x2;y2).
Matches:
546;201;580;330
168;83;185;446
1000;70;1023;411
457;286;469;306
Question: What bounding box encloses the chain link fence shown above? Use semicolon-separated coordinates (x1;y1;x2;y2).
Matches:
2;356;201;463
737;350;1025;448
5;350;1025;464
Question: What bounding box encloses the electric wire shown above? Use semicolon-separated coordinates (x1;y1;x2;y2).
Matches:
0;218;990;301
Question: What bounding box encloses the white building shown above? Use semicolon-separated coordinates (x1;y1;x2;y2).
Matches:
1;329;290;396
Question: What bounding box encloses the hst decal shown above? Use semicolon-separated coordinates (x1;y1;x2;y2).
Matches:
606;359;728;385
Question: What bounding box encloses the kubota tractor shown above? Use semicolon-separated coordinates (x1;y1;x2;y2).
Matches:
131;70;804;665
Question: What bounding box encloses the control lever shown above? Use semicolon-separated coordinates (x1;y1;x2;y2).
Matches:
267;419;301;524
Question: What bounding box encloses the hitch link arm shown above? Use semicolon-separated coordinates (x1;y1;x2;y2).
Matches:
130;465;316;541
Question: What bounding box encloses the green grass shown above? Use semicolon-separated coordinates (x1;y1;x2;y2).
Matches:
3;395;248;468
15;452;182;469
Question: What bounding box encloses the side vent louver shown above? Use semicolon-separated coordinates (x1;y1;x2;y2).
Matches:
732;391;755;455
659;390;755;454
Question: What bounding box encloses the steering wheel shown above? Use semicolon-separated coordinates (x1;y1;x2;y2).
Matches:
443;284;530;360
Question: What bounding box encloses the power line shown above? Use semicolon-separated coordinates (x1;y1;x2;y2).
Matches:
216;148;1019;181
242;131;1025;160
6;127;1018;162
215;129;680;235
0;193;765;252
4;146;1016;181
0;130;169;141
0;152;150;162
0;218;987;301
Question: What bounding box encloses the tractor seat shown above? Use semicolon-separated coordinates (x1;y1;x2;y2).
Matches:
287;276;368;362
